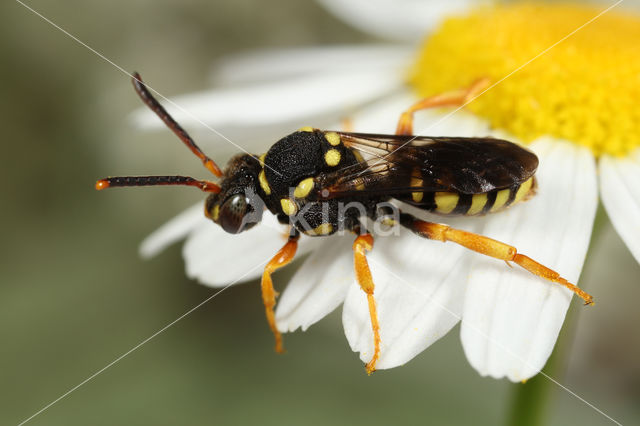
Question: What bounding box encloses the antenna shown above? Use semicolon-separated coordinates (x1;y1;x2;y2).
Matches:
131;72;223;177
95;72;224;194
95;176;220;193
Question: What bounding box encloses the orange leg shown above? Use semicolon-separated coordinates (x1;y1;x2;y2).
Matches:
396;78;490;136
262;234;299;353
399;213;594;305
353;233;382;374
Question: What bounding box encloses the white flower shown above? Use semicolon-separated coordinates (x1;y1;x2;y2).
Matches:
132;1;639;381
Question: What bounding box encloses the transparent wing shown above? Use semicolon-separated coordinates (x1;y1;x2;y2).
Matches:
316;132;538;199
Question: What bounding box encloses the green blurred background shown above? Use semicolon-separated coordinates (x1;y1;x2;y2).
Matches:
2;0;639;425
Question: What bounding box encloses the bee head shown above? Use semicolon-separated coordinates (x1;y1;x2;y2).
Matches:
205;154;265;234
96;73;265;235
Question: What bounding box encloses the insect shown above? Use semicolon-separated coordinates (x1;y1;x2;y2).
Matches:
97;73;594;374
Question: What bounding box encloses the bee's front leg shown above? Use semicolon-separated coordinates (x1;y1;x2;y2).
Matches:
261;229;300;353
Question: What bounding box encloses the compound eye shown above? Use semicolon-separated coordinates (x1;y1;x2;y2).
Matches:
218;193;249;234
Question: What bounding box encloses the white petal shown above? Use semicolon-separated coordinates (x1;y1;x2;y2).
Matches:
212;45;412;86
342;210;480;369
132;67;404;132
276;236;353;332
182;213;322;287
339;92;415;133
317;0;476;41
139;202;208;259
599;149;640;265
461;138;598;381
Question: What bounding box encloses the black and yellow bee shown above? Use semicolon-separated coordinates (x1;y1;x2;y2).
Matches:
97;73;593;374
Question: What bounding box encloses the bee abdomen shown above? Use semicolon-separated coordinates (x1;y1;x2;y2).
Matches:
409;177;536;216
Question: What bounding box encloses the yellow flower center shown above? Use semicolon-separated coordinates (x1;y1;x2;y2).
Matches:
409;3;640;157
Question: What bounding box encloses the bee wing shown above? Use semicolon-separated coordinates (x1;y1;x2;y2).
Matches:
315;132;538;199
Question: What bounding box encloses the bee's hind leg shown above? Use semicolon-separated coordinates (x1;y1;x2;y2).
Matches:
398;212;594;305
395;78;490;136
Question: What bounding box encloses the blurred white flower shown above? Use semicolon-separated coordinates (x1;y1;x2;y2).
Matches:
134;1;640;381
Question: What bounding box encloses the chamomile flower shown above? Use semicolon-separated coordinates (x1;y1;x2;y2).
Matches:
135;1;639;381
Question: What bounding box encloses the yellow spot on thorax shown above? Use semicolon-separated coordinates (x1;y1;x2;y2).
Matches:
325;149;341;166
280;198;298;216
324;131;341;146
294;177;314;198
298;126;314;132
381;217;396;227
211;204;220;221
409;3;640;157
305;223;333;236
259;170;271;195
